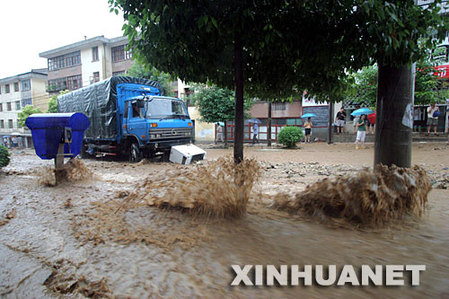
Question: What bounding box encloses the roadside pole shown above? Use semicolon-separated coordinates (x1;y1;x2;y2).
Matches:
328;102;334;144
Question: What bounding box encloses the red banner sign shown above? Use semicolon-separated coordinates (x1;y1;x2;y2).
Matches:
434;64;449;79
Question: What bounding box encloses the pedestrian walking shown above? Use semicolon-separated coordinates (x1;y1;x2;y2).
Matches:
355;114;367;149
252;123;259;144
215;123;224;143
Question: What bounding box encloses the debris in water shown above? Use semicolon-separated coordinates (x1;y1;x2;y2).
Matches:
63;198;73;208
271;165;431;227
134;157;261;218
44;268;112;298
38;158;93;186
72;199;213;248
0;208;16;226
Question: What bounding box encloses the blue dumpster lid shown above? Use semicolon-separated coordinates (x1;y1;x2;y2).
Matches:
26;113;90;131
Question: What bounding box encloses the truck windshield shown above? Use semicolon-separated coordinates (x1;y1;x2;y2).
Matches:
146;98;188;119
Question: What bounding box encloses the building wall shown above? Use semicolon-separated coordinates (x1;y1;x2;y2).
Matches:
41;36;135;94
111;59;133;75
48;65;82;81
250;101;302;119
0;72;48;144
81;47;102;86
103;44;113;79
31;79;50;112
188;107;215;142
177;79;190;99
0;81;23;135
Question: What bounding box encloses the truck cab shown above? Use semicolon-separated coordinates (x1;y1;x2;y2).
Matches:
121;95;193;161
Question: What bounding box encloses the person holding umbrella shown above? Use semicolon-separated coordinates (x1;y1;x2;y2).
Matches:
252;122;259;144
355;114;367;149
304;117;313;143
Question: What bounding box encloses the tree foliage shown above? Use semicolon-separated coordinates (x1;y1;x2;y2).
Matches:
414;59;449;105
348;58;449;106
109;0;448;163
190;84;252;123
354;1;448;67
126;62;175;96
0;145;10;168
47;90;69;113
18;106;42;127
47;96;58;113
109;0;448;99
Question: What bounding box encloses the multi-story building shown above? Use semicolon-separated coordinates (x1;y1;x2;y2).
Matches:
39;36;134;94
0;69;48;147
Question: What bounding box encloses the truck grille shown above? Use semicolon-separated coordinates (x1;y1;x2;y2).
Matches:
150;128;192;139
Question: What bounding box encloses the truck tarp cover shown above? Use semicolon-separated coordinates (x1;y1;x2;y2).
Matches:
57;76;162;140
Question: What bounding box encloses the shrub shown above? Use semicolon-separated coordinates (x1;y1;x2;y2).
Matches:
0;145;10;168
278;126;303;148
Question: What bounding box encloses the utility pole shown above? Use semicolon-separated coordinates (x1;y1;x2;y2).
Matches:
328;102;334;144
267;102;272;147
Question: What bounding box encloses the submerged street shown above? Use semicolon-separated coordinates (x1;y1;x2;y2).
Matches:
0;143;448;298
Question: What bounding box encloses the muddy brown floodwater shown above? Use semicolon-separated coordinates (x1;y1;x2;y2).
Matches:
0;142;448;298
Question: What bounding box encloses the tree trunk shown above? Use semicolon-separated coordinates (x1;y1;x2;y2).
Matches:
224;120;228;148
233;35;244;164
267;102;272;147
374;64;413;168
328;101;333;144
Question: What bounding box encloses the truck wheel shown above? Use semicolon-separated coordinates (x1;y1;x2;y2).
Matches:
80;143;89;159
129;143;142;163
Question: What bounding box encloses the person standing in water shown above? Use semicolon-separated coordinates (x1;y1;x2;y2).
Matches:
304;117;313;143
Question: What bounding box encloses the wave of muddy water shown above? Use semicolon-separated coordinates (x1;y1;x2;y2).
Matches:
1;145;449;298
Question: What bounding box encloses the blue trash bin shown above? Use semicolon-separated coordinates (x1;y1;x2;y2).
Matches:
26;113;90;160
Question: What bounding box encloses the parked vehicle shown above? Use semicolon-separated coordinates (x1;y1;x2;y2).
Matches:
58;76;193;162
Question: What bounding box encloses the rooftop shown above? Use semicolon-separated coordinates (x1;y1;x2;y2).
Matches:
39;35;128;58
0;69;48;83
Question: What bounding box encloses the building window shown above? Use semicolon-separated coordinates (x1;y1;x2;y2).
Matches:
5;84;10;93
112;70;125;76
22;98;32;107
7;102;12;111
48;56;65;71
8;119;13;129
67;75;82;90
92;46;99;61
0;103;2;112
111;44;132;62
0;120;4;128
15;101;20;110
65;51;81;68
21;80;31;91
272;102;286;111
272;118;287;125
48;78;68;92
14;82;19;92
92;71;100;83
48;51;81;71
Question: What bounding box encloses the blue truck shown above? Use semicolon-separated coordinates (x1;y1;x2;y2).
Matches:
57;76;193;162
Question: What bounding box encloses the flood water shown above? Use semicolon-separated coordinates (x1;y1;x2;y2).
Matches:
0;144;448;298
